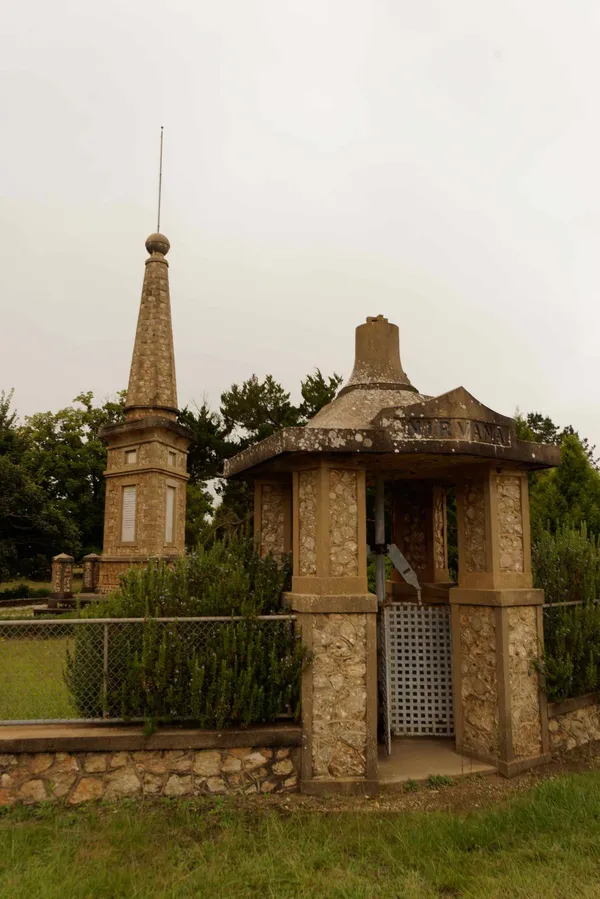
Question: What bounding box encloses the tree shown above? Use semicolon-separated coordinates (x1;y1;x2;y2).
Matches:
517;412;600;538
298;370;344;422
0;391;79;580
214;369;343;531
21;391;126;556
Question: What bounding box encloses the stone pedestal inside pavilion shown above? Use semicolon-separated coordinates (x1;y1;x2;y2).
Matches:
225;315;559;791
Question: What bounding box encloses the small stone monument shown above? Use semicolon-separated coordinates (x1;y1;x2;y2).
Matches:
51;553;74;601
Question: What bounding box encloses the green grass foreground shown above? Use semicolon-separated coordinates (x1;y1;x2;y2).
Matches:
1;773;600;897
0;638;77;720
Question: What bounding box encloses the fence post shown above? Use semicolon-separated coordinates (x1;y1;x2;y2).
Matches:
102;622;109;718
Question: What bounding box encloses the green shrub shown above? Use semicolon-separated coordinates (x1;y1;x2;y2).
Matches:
533;524;600;605
64;536;305;726
533;525;600;701
0;584;51;600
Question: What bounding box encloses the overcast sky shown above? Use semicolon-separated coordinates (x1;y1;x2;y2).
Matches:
1;0;598;447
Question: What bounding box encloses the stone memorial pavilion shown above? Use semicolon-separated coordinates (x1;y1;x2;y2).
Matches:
225;315;560;792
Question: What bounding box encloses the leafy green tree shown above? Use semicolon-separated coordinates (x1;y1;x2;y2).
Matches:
21;391;126;556
297;370;344;422
0;390;79;580
517;412;600;538
214;369;342;531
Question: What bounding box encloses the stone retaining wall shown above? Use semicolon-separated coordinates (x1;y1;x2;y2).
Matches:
0;746;299;806
548;695;600;753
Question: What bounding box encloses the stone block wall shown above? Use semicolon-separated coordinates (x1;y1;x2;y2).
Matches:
0;747;299;806
548;697;600;753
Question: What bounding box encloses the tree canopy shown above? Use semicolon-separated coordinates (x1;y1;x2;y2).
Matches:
1;378;597;583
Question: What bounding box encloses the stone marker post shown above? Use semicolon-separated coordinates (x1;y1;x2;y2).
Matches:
283;462;378;795
82;553;101;593
450;467;550;776
51;553;74;600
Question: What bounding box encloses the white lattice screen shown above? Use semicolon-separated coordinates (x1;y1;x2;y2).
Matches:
385;602;454;736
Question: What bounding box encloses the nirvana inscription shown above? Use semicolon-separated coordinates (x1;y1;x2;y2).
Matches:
405;418;510;447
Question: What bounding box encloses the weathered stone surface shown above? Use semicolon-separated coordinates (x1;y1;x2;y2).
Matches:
312;613;368;778
220;756;242;774
497;476;524;572
463;479;486;572
328;470;359;577
69;778;104;805
272;759;294;776
508;606;541;758
259;483;287;557
243;752;269;770
142;773;164;795
460;607;498;757
169;753;193;773
433;487;447;572
105;767;141;798
228;747;252;759
164;775;193;797
50;773;77;799
193;751;222;777
18;780;48;803
549;703;600;752
260;778;279;793
205;777;227;794
298;470;317;576
134;752;167;775
84;753;108;773
28;754;53;775
0;754;18;768
0;746;300;805
0;789;15;806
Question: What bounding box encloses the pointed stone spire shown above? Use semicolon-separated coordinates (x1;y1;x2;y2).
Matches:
124;233;178;421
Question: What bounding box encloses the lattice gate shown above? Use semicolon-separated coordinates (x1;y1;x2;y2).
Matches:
380;602;454;739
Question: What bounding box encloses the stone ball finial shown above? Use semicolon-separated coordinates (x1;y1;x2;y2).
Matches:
145;233;170;256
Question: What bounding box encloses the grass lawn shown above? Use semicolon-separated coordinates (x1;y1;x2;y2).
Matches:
0;637;77;720
1;772;600;897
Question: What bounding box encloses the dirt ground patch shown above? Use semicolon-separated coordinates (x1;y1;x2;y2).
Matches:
236;740;600;815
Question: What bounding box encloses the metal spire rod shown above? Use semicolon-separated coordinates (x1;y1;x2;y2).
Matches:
157;126;164;233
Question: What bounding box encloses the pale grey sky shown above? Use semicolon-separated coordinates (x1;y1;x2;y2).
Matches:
1;1;598;446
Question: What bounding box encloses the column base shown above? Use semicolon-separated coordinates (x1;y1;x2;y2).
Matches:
449;587;544;607
283;593;377;613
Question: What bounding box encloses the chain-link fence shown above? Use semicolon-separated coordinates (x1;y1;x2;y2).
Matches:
0;616;299;725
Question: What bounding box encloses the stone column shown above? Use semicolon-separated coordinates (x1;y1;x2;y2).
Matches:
284;462;378;795
450;467;550;777
82;553;101;593
388;482;450;597
253;479;292;558
51;553;74;600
